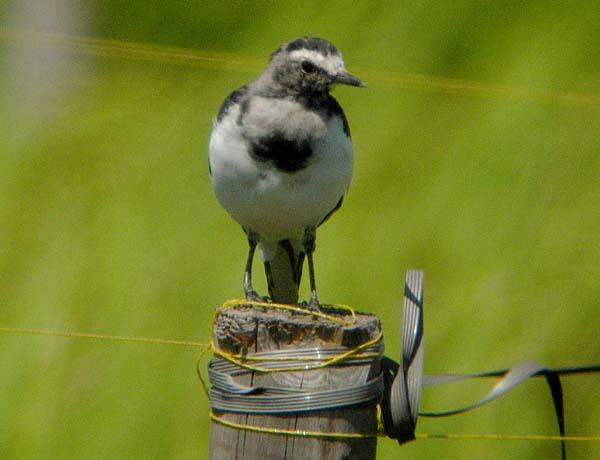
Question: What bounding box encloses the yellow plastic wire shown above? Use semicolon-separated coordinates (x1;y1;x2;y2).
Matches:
211;408;600;442
210;332;383;374
415;433;600;443
1;318;600;444
195;299;381;393
210;410;378;439
201;299;384;440
196;342;214;397
220;298;357;326
0;325;203;348
0;27;262;72
1;27;599;109
210;299;382;374
210;409;600;443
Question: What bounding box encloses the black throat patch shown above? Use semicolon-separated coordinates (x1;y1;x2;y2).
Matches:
248;133;313;173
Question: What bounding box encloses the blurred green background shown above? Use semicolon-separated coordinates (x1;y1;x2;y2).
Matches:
1;1;599;459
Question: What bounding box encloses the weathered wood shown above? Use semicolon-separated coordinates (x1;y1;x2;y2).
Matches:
209;304;382;460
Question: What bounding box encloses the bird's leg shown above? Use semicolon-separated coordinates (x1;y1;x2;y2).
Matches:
243;230;262;302
303;227;320;311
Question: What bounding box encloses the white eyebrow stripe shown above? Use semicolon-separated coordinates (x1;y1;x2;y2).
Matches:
288;49;345;75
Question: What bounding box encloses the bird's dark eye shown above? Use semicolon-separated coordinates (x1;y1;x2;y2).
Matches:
301;60;316;73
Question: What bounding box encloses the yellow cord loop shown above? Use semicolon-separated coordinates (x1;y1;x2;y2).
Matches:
210;299;381;373
205;299;383;439
196;299;370;393
2;302;600;444
210;411;378;439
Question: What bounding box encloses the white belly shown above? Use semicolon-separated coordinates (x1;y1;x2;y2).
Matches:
209;111;353;242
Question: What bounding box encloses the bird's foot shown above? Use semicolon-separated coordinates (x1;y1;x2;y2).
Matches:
244;290;264;303
305;293;321;311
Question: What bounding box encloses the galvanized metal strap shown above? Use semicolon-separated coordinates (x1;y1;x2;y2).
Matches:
379;269;600;460
208;343;385;414
380;269;424;444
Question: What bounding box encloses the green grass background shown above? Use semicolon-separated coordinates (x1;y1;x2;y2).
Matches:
1;1;599;459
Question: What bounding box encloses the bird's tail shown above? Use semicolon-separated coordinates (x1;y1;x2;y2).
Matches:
264;239;304;304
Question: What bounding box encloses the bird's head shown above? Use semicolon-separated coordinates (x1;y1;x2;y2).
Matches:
266;37;365;97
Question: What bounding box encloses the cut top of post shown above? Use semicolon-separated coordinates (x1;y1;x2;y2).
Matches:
213;303;382;354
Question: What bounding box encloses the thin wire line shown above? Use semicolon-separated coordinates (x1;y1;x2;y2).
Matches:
1;27;598;109
210;410;378;439
0;326;203;348
355;66;600;109
0;28;262;70
211;411;600;442
416;433;600;442
1;323;600;443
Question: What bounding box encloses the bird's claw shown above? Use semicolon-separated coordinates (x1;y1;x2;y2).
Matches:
305;294;321;311
245;290;263;303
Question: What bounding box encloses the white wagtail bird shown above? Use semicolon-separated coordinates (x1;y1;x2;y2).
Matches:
208;37;364;310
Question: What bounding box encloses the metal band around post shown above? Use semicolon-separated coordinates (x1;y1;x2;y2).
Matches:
207;343;385;414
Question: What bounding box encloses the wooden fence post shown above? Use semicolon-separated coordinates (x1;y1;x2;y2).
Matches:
209;304;382;460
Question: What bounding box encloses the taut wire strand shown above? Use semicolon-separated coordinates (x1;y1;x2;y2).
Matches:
210;411;600;443
211;407;600;442
210;410;378;439
0;325;203;348
1;27;599;109
416;433;600;442
0;27;262;71
1;315;600;444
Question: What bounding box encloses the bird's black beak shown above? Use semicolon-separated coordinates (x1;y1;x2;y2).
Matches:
335;70;366;88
